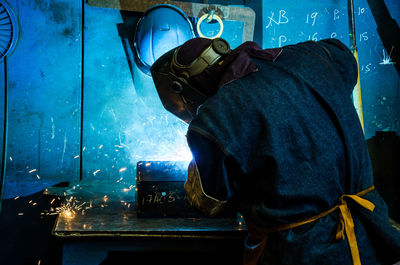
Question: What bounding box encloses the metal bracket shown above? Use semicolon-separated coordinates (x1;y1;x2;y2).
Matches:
87;0;255;42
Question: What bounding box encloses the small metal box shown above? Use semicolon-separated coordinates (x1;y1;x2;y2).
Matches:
136;161;201;217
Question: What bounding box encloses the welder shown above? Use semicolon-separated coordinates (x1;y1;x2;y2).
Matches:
150;37;400;265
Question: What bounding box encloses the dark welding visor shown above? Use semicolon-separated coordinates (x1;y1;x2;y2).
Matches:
150;38;230;123
150;48;208;123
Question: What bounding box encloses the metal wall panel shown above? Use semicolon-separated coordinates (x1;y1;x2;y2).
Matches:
3;0;82;198
0;61;4;187
262;0;400;139
355;0;400;140
82;5;137;183
82;5;190;186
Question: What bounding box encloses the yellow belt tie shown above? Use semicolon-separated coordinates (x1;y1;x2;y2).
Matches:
335;187;376;265
244;185;375;265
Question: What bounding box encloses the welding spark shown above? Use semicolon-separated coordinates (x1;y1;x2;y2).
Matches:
47;196;87;219
74;155;79;159
9;157;12;161
93;169;101;176
99;145;103;149
63;210;73;218
123;185;135;193
14;196;20;200
36;174;40;179
29;169;37;173
119;167;127;173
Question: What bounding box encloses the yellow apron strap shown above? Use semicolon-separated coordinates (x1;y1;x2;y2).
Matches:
243;185;375;265
336;191;375;265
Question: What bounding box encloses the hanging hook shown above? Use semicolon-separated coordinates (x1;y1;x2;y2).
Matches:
205;10;215;23
196;10;224;39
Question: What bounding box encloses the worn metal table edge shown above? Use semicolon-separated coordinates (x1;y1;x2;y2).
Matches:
53;230;246;239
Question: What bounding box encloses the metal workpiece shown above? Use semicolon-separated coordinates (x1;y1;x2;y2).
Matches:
52;180;246;239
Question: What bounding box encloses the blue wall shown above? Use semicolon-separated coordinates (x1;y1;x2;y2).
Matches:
1;0;399;198
261;0;400;139
3;0;82;197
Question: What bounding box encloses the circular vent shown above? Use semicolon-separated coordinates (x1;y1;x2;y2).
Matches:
0;0;18;61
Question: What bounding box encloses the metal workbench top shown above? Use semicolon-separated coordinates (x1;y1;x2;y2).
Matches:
51;181;247;239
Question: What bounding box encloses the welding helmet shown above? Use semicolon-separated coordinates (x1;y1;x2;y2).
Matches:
134;4;195;75
150;37;231;123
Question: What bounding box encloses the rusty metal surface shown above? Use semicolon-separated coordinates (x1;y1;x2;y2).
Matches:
87;0;255;42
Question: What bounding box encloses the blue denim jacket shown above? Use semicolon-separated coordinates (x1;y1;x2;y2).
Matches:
186;39;400;264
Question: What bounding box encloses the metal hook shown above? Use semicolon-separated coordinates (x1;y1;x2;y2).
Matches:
205;10;215;23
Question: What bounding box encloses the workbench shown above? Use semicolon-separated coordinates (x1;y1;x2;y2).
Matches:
50;182;247;265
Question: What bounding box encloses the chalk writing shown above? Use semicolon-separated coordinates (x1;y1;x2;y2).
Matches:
333;9;340;20
361;63;372;73
359;32;368;42
266;10;289;29
331;32;337;38
306;12;318;26
308;32;318;41
142;191;176;205
358;7;366;16
279;35;287;47
207;30;219;37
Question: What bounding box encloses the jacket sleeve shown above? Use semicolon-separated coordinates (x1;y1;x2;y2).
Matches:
317;38;358;94
185;129;234;217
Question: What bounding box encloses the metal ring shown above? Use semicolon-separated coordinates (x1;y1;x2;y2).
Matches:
196;13;224;39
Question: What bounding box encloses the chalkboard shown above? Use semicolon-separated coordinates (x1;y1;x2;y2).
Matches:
262;0;400;140
263;1;349;48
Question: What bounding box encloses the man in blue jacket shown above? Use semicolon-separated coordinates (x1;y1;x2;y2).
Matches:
150;37;400;265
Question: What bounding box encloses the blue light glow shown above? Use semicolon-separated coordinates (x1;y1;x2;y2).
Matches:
123;114;193;162
123;67;193;164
